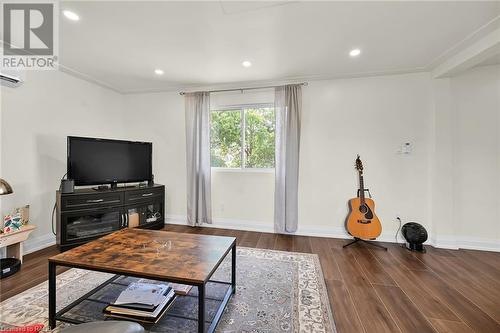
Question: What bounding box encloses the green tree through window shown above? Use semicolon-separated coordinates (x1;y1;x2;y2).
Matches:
211;106;275;169
210;110;242;168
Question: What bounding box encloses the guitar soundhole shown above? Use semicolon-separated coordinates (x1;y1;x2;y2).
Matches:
359;205;368;213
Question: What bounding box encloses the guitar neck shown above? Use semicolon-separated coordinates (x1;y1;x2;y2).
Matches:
359;173;365;204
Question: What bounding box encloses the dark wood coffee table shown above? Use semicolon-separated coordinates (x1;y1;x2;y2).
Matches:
48;229;236;333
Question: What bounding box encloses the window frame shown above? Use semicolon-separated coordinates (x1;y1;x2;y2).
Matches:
210;103;275;172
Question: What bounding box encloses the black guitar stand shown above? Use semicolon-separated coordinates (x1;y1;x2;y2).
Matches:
344;188;387;251
357;188;372;198
343;237;387;250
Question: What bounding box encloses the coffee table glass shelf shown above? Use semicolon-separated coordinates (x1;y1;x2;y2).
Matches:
48;229;236;333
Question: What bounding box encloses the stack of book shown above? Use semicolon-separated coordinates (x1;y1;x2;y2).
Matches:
170;283;193;296
104;281;176;323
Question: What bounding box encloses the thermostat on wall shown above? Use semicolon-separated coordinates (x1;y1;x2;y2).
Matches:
398;142;412;155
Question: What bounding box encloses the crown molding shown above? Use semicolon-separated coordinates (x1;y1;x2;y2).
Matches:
119;67;428;95
58;65;122;94
426;15;500;71
49;65;429;96
56;15;500;95
432;26;500;78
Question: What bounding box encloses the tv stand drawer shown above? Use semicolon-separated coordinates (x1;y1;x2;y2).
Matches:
125;187;164;203
61;193;124;211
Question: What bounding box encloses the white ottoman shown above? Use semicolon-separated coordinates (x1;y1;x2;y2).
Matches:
60;321;145;333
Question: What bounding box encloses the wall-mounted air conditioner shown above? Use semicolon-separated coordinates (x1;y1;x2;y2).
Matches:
0;71;24;88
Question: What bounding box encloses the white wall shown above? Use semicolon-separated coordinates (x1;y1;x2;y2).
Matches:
299;74;432;239
2;66;498;252
122;69;499;251
121;91;187;218
211;170;275;225
450;65;500;249
0;70;126;252
0;82;3;220
210;90;276;226
429;78;455;247
122;89;276;228
123;73;434;241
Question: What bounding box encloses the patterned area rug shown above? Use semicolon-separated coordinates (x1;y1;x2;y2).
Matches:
0;247;335;332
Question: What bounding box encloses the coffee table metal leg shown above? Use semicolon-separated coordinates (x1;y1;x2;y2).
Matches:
198;283;205;333
48;262;56;329
231;243;236;294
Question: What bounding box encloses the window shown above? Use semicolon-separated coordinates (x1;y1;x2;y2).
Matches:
211;105;275;169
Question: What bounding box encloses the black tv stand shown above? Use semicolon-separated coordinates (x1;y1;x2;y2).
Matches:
56;184;165;251
93;183;153;191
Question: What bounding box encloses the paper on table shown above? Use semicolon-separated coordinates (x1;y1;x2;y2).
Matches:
114;282;170;306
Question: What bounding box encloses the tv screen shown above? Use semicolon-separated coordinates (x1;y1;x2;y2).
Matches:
67;136;152;186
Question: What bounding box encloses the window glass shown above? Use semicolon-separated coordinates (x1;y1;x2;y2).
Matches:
210;110;242;168
244;107;275;168
210;106;275;169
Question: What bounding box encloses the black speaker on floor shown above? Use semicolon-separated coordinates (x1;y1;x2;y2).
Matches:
402;222;427;253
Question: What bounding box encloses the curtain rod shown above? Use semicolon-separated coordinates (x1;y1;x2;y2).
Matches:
179;82;308;95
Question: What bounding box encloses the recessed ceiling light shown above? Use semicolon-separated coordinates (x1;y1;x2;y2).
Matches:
349;49;361;57
63;10;80;21
242;61;252;68
154;69;164;75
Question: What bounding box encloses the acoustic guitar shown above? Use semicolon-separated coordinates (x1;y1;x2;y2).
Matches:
345;155;382;240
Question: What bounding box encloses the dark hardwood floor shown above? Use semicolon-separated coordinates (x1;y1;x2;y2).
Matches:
1;225;499;333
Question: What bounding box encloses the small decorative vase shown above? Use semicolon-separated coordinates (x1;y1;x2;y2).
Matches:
20;205;30;225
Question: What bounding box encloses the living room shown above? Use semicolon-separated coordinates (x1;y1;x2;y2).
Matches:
0;1;499;333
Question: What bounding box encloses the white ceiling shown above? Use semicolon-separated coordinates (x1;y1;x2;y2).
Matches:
58;1;500;93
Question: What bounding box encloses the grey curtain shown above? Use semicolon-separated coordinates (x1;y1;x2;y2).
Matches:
185;92;212;226
274;84;302;233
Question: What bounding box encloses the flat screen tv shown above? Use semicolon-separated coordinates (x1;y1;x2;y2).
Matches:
67;136;152;186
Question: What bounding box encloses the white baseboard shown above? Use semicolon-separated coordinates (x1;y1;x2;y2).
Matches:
167;215;276;233
430;235;500;252
167;214;499;252
24;233;56;254
19;217;498;256
168;215;409;243
448;236;499;252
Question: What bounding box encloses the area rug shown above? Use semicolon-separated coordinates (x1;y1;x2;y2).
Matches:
0;247;336;332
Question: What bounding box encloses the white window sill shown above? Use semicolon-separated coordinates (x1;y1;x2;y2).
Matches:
211;167;275;174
